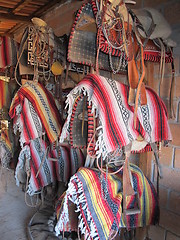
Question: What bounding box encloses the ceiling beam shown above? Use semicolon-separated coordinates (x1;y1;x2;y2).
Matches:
0;12;31;23
30;0;63;17
0;6;11;12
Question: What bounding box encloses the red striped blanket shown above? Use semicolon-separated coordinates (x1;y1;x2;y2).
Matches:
0;36;16;68
55;164;159;239
61;74;172;158
15;140;85;196
9;82;62;144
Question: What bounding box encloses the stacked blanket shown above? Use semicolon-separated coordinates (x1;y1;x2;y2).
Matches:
55;164;159;239
61;74;172;159
9;82;62;194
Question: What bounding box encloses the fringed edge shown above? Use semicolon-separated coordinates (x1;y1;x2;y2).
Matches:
15;145;31;187
55;174;99;240
59;85;109;161
0;141;12;168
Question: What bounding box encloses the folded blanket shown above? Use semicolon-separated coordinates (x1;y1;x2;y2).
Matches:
9;82;62;144
55;165;159;239
61;74;172;159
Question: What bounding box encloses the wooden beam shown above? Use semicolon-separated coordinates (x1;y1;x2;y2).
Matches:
0;12;31;23
5;22;27;36
30;0;63;17
0;6;11;12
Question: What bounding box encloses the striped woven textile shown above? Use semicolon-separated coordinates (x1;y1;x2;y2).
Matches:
60;74;172;159
55;164;159;239
28;139;70;195
15;140;85;196
0;79;13;168
12;97;43;145
9;81;62;144
0;36;17;68
143;40;173;63
0;129;12;168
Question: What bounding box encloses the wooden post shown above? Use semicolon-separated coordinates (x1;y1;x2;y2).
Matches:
136;61;155;239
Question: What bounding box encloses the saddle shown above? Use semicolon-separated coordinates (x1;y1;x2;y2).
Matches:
68;1;174;124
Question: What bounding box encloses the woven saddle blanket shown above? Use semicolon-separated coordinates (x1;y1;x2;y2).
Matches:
9;82;62;144
61;74;172;158
55;164;159;239
15;140;85;196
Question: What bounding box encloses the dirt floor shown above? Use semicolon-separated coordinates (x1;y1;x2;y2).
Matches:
0;166;36;240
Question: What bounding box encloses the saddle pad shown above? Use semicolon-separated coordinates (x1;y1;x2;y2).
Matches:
60;74;172;159
55;164;159;239
144;40;173;63
9;82;62;144
68;2;127;73
15;141;85;196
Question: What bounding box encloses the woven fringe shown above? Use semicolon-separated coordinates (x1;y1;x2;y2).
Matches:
15;145;30;187
0;141;12;168
59;86;109;161
55;174;99;239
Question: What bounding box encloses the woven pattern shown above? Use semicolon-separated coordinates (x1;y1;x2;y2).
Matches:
67;2;127;73
55;164;159;239
144;40;173;63
9;82;62;144
0;79;13;168
0;36;17;68
15;140;85;196
61;74;172;159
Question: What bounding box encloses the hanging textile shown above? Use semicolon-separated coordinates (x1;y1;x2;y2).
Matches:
61;74;172;159
9;81;62;144
55;164;159;239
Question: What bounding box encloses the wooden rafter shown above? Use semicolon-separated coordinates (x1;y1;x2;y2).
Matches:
0;0;79;36
0;12;31;22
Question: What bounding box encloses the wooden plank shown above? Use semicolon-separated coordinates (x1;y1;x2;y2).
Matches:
0;3;17;8
13;0;35;13
31;0;63;17
5;22;26;36
0;12;31;22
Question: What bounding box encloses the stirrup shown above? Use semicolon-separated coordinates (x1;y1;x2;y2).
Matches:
124;192;141;215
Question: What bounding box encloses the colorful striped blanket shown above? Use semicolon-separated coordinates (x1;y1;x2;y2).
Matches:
55;164;159;239
0;79;13;168
9;82;62;144
15;140;85;196
61;74;172;159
